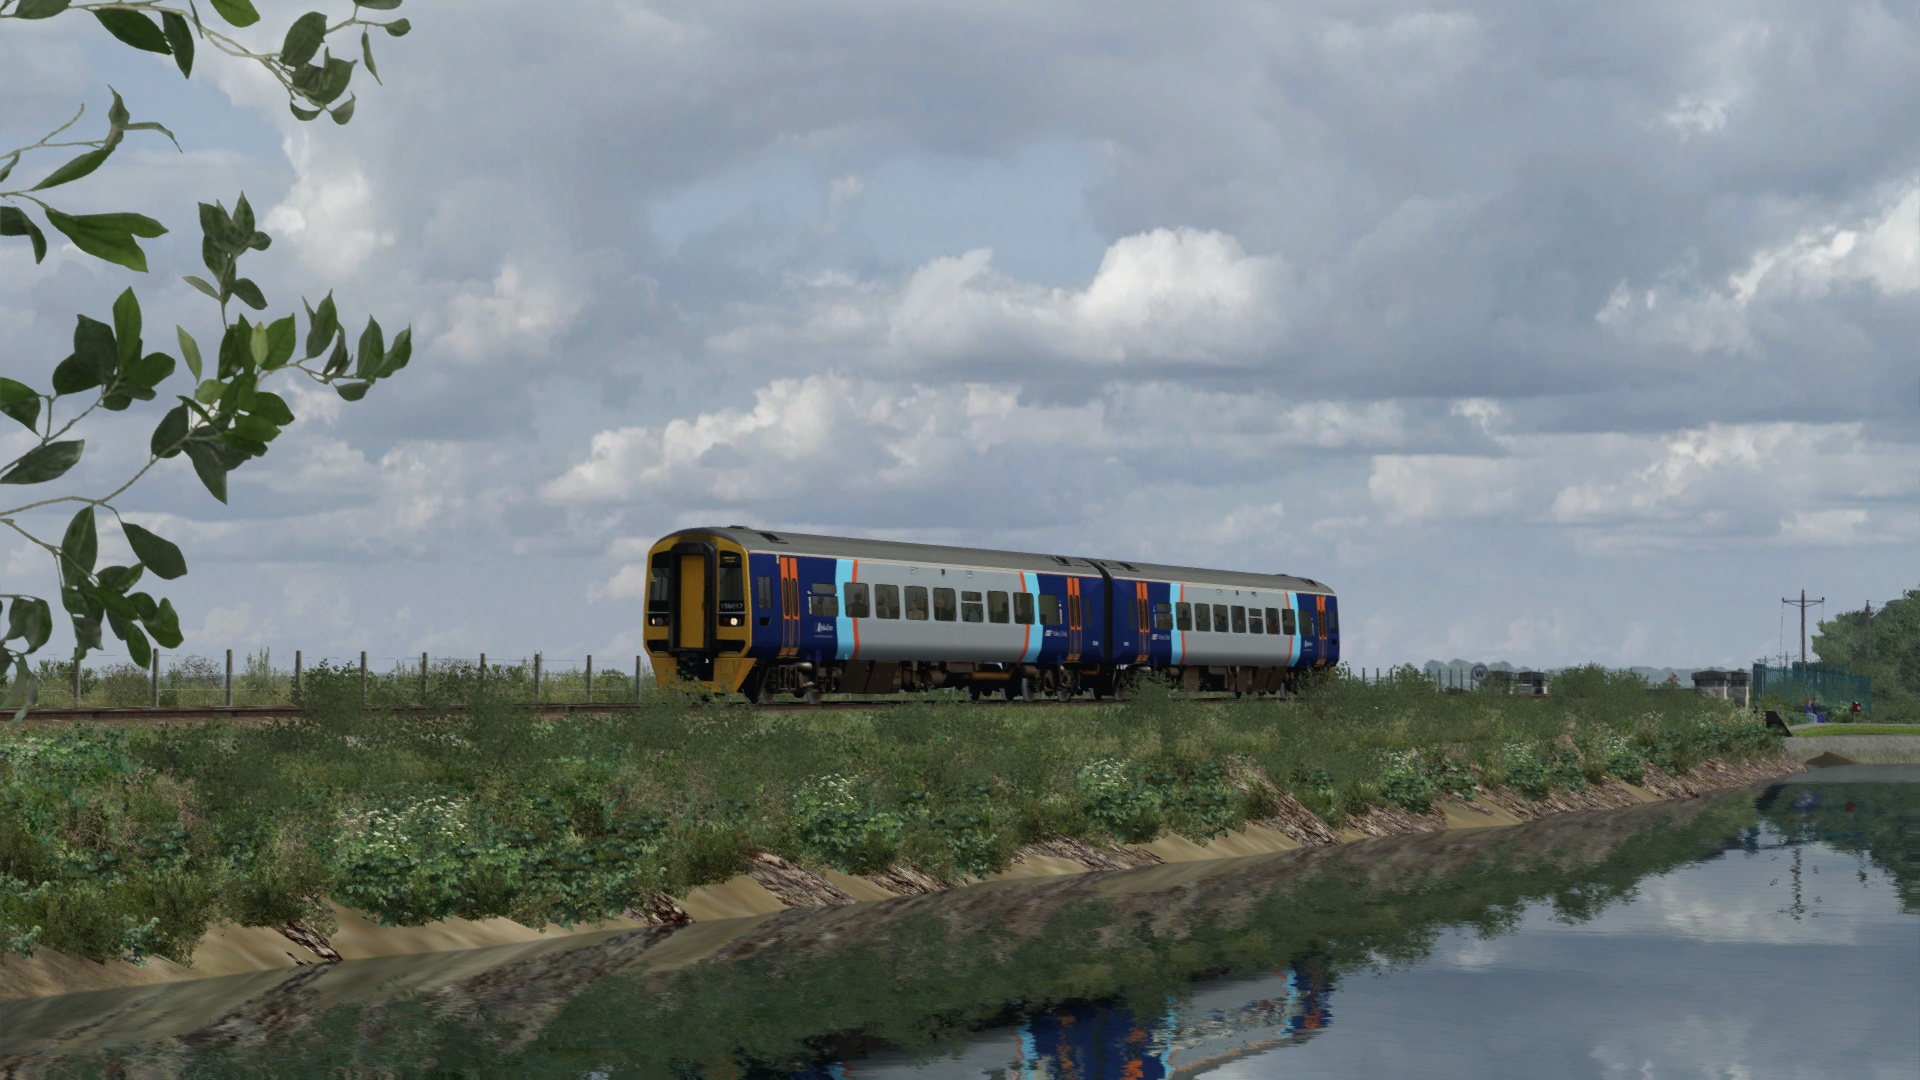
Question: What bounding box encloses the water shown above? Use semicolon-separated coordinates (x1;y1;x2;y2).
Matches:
4;765;1916;1078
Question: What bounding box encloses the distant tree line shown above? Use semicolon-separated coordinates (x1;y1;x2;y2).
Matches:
1814;588;1919;720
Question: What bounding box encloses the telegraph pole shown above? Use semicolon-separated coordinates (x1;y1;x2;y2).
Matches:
1782;590;1824;669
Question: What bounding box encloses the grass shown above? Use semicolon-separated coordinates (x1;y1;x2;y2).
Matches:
1793;724;1920;737
0;664;1784;966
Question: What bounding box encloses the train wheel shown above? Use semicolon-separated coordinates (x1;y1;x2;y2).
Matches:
968;686;982;702
805;688;822;705
1055;687;1072;703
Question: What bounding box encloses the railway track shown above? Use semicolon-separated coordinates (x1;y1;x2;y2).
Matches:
12;694;1261;725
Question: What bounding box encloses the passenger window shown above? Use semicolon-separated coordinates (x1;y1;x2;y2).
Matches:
874;583;901;619
961;591;985;622
1248;609;1264;634
1266;608;1281;635
988;591;1010;623
1153;602;1173;631
1193;603;1211;632
756;576;773;611
844;582;871;618
1281;608;1297;635
905;586;930;620
934;587;957;622
1013;593;1036;625
1176;602;1192;631
1039;594;1062;626
810;581;839;618
1330;609;1339;634
1214;605;1229;631
1231;605;1247;633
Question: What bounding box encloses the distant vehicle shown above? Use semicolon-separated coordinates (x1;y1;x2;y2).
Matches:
641;527;1339;702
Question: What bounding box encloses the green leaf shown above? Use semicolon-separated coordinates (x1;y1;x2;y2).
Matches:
304;293;340;358
177;327;204;381
15;0;72;20
290;100;322;122
252;391;294;426
0;379;39;432
325;334;350;376
93;9;172;54
183;440;228;503
233;192;255;237
249;322;269;366
362;30;380;83
207;0;260;28
151;403;190;458
112;288;142;367
182;275;221;302
1;441;83;485
161;11;195;77
123;522;187;580
125;352;174;390
60;507;98;583
194;380;222;405
230;278;266;310
120;621;152;670
280;11;327;67
124;120;182;152
28;146;113;191
335;380;372;402
330;96;356;125
355;317;385;378
74;313;119;384
72;612;103;653
264;315;296;368
355;0;404;9
147;598;183;648
6;598;53;651
95;564;143;594
0;206;47;263
380;326;413;377
384;17;410;36
44;210;167;273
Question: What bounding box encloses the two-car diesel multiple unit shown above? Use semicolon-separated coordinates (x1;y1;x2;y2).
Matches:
642;527;1339;701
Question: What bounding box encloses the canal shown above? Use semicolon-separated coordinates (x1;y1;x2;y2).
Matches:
4;764;1915;1077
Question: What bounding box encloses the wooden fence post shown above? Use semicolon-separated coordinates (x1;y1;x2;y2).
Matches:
635;655;642;703
225;649;233;707
534;652;542;702
294;650;302;701
359;651;367;705
420;652;428;699
585;655;593;703
151;649;159;707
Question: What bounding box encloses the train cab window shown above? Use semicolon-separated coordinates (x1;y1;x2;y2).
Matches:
961;591;985;622
809;582;839;618
1230;605;1247;633
905;586;930;620
1152;602;1173;631
1265;608;1281;635
874;583;901;619
718;556;745;612
1013;593;1036;625
1281;608;1297;635
1176;603;1193;631
648;565;670;610
1213;604;1230;632
844;582;871;618
1039;594;1063;626
1248;609;1264;634
933;587;957;622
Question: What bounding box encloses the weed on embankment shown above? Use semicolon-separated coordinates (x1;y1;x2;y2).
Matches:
0;664;1781;964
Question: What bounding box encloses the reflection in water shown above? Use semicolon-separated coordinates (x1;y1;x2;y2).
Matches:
3;767;1915;1078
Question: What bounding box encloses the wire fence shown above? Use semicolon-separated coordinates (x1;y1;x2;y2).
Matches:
5;649;659;709
1751;662;1873;718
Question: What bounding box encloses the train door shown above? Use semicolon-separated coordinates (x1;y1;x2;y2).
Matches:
778;556;801;657
1066;577;1084;662
677;553;708;650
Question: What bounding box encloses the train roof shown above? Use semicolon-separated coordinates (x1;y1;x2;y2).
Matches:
663;527;1334;595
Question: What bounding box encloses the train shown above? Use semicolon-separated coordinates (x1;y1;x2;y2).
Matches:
641;526;1339;702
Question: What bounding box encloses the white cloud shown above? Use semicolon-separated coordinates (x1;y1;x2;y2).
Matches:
712;227;1289;367
1598;182;1920;351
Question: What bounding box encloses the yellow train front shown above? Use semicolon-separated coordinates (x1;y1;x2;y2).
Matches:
643;526;1340;702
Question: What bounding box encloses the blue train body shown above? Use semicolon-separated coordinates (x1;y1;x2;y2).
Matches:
642;527;1337;700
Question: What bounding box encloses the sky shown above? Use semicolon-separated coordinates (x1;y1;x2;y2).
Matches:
3;0;1917;675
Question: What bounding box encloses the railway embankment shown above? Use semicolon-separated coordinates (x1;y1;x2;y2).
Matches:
1;666;1800;1001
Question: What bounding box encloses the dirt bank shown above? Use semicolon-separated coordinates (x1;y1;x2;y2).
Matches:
0;752;1802;1004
